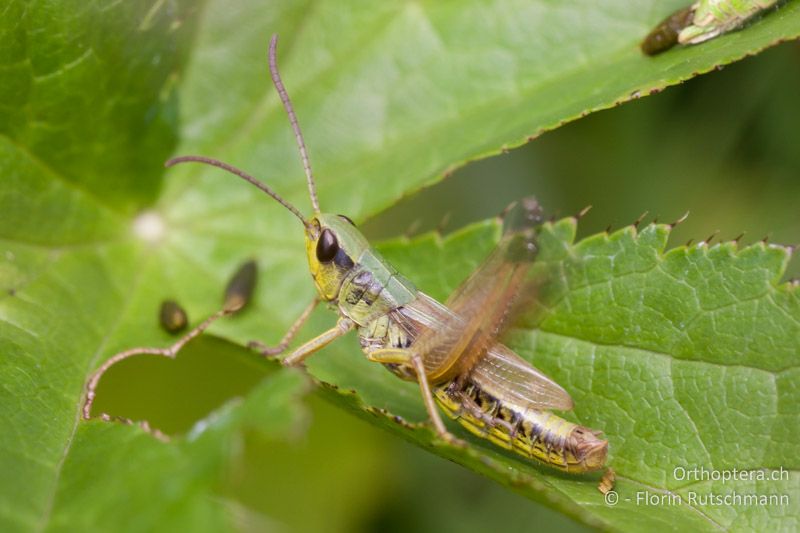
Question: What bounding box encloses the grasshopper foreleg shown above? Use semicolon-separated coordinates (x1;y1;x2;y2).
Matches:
279;317;354;366
249;298;319;356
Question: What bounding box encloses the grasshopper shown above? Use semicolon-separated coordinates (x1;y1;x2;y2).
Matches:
642;0;779;55
84;35;608;476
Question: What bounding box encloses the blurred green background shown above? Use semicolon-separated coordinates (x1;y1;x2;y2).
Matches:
94;41;799;532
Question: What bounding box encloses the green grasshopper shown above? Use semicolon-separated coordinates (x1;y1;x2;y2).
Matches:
84;35;608;476
642;0;780;55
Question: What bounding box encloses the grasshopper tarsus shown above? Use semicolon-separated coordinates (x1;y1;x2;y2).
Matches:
247;339;287;357
437;431;468;450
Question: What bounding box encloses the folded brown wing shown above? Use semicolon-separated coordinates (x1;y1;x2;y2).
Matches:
471;343;573;411
396;198;544;383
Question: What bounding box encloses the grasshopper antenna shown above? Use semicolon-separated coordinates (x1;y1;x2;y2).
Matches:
269;34;320;213
165;156;310;229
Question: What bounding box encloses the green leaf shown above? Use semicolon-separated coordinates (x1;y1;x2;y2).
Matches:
47;366;309;532
165;0;800;221
309;219;799;531
0;0;198;212
1;0;799;532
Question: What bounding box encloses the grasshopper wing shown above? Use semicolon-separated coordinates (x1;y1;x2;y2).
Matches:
471;343;573;411
396;198;546;382
395;296;573;410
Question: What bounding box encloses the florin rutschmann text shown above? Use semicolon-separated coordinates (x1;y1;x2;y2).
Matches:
603;467;791;508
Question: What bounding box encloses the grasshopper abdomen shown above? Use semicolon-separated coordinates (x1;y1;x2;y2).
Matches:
436;378;608;473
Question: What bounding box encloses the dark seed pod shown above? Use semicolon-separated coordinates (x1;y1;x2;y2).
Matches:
159;300;188;333
224;259;258;312
641;6;695;56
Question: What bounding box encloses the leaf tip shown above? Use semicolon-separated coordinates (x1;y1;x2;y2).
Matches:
632;210;649;229
701;230;720;246
436;211;452;235
403;218;422;239
575;204;593;221
669;211;690;228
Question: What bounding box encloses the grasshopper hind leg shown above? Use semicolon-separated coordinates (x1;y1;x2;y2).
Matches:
367;348;466;448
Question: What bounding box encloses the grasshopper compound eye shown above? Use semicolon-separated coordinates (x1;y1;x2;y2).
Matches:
316;229;339;262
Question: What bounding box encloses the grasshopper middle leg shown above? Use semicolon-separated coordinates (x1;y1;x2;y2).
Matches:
368;348;465;447
279;317;354;366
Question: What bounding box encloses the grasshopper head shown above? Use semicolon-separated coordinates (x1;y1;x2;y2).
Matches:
304;213;369;301
570;426;608;473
